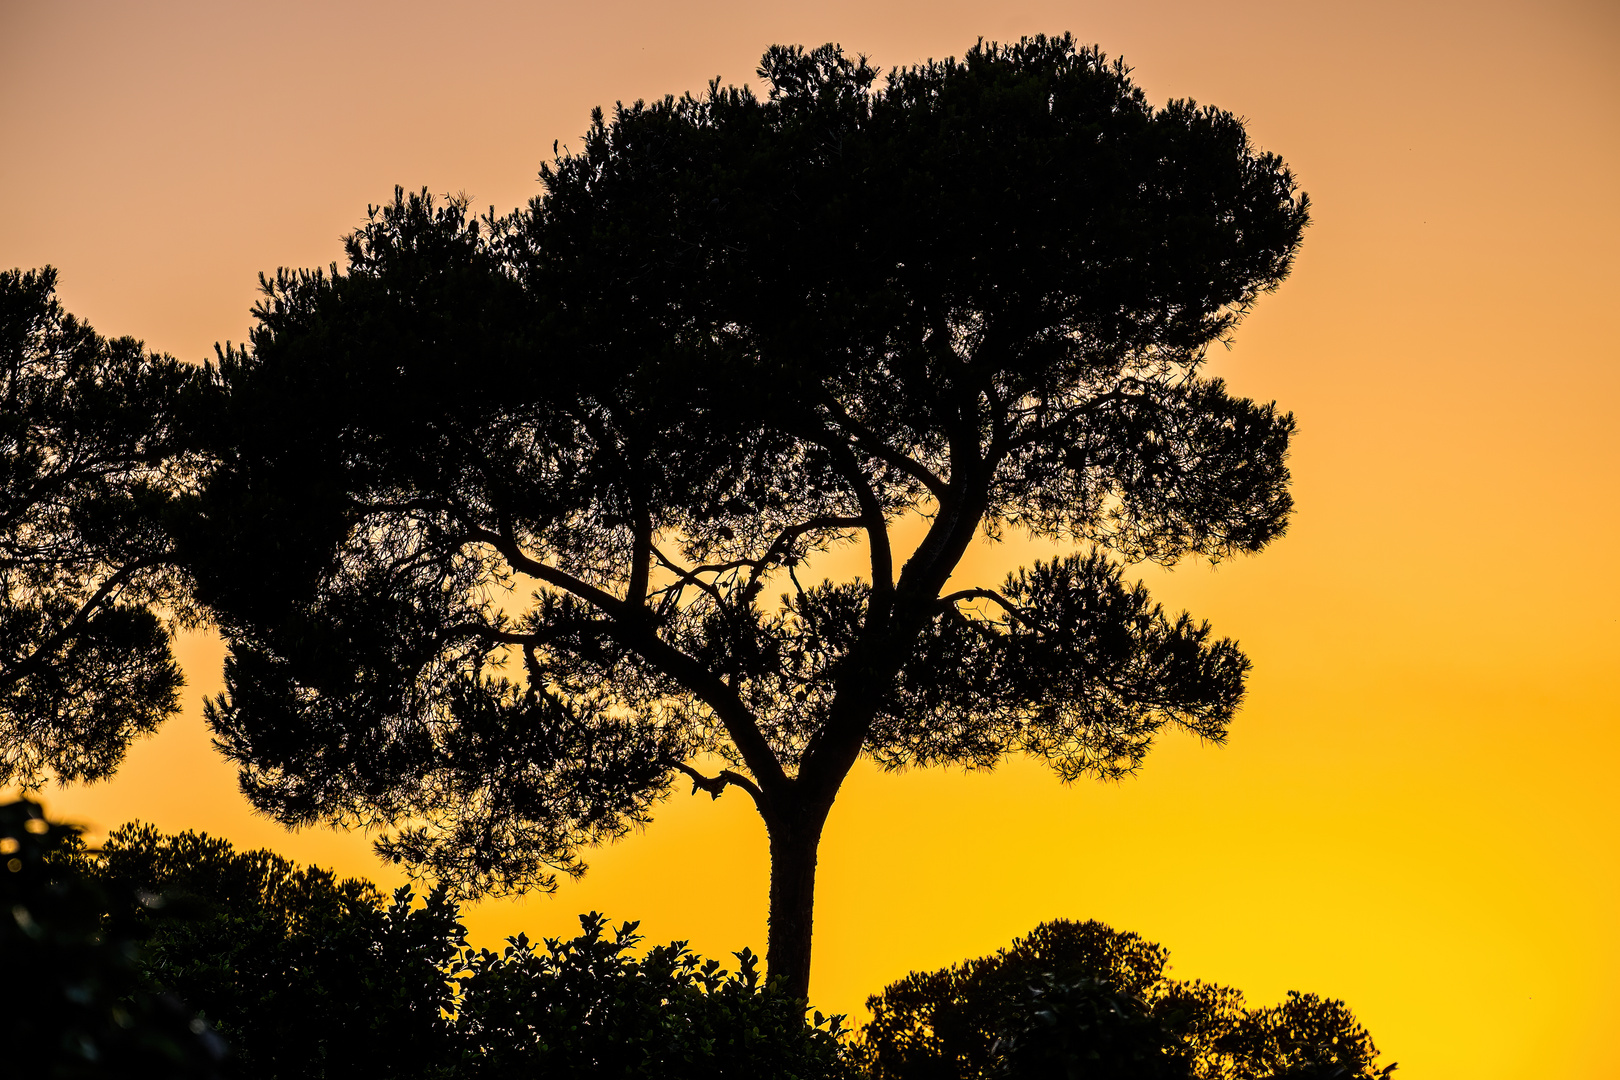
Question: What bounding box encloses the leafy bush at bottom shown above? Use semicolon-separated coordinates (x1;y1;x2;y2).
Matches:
455;912;853;1079
857;919;1394;1080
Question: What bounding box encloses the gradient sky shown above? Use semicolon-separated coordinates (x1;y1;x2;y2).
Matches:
4;2;1617;1076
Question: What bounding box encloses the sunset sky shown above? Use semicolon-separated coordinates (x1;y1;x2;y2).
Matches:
4;2;1617;1076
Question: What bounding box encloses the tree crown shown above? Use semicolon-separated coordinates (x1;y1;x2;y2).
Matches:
0;266;199;787
187;35;1307;903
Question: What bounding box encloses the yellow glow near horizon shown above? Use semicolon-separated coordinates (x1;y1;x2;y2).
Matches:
4;3;1617;1076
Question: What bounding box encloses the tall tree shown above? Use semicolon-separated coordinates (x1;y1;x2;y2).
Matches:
0;267;195;787
187;36;1308;1000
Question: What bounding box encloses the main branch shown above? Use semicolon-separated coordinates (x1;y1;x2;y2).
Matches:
466;521;793;798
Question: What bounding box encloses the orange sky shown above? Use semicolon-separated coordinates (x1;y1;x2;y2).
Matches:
4;2;1617;1076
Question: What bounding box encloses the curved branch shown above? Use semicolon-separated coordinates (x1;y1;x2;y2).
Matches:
669;759;765;805
821;398;947;500
938;586;1034;627
471;522;630;616
466;522;792;796
1002;380;1152;452
0;554;167;691
818;439;895;602
740;515;865;605
650;543;730;607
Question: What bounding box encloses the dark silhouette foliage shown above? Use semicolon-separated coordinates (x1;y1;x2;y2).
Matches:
0;267;198;787
454;912;853;1078
0;800;225;1078
3;797;1388;1079
65;822;466;1079
992;975;1192;1080
857;919;1394;1080
31;807;853;1078
172;33;1307;998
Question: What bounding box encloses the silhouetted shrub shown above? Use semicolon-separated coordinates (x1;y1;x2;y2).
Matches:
62;822;465;1079
37;809;851;1078
992;974;1192;1080
857;919;1393;1080
1215;991;1392;1080
453;912;854;1079
0;800;224;1078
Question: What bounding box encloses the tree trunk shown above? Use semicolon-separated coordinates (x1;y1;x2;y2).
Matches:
764;810;827;1003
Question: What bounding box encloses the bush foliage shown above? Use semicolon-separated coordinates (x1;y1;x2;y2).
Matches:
13;802;850;1078
68;822;463;1078
857;919;1394;1080
0;801;223;1078
455;913;852;1079
8;800;1390;1079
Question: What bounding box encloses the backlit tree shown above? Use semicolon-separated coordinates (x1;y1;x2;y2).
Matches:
186;36;1309;1000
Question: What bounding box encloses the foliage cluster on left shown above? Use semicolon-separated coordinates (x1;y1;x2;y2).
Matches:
64;819;466;1078
4;798;854;1079
0;799;225;1078
0;267;201;787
